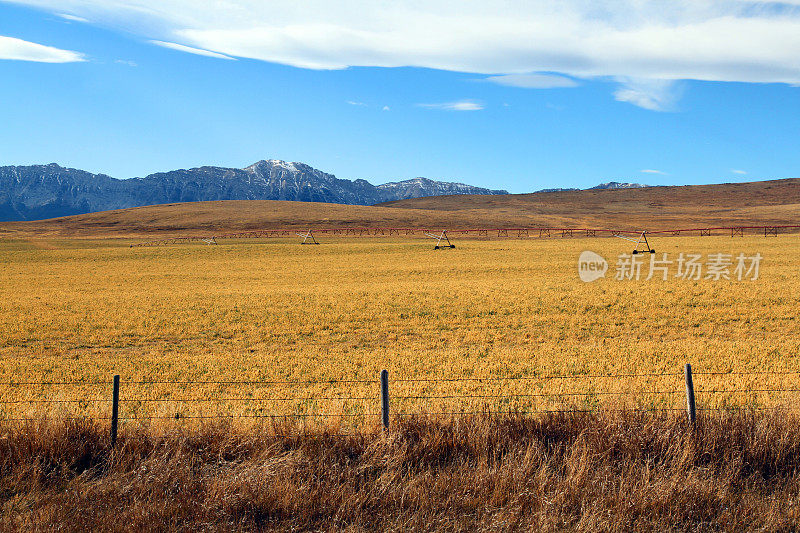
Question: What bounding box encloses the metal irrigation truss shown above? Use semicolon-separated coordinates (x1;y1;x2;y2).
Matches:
129;224;800;247
423;230;455;249
615;231;656;254
296;229;319;245
2;365;800;444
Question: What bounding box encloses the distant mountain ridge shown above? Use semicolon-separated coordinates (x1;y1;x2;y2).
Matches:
533;182;647;193
0;160;508;221
590;182;648;190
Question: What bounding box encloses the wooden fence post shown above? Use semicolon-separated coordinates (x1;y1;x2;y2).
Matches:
380;370;389;431
684;364;696;424
111;374;120;447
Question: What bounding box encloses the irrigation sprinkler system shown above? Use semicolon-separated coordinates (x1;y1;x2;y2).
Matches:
297;230;319;245
424;230;455;249
129;224;800;248
615;231;655;254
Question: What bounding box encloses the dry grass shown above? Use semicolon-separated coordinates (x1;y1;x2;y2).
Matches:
0;235;798;425
2;201;800;529
2;410;800;531
379;178;800;230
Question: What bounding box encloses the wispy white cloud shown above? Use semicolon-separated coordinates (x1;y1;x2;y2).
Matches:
149;40;235;60
484;73;577;89
0;35;85;63
641;169;668;175
347;101;391;110
11;1;800;109
418;100;484;111
114;59;137;67
614;78;682;111
57;13;89;23
732;169;747;174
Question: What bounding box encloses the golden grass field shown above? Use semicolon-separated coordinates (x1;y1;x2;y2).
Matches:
1;233;798;429
3;178;799;531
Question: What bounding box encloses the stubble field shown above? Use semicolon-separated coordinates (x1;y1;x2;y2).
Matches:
1;234;799;430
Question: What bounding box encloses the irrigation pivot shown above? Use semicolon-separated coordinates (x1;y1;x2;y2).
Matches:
130;224;800;247
616;230;655;254
297;230;319;245
424;230;455;250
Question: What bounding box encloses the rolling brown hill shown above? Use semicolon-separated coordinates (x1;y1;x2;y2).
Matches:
377;178;800;230
1;178;798;238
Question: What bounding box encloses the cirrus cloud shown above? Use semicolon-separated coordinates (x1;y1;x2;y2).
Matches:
614;78;684;112
0;35;85;62
8;1;800;109
418;100;484;111
57;13;89;23
484;73;578;89
150;40;235;60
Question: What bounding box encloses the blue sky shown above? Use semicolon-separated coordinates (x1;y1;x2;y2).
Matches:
1;1;799;193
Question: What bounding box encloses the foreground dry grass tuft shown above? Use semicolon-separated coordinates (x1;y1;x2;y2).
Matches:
2;410;800;531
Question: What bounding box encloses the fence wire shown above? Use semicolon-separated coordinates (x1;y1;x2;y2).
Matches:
2;369;798;426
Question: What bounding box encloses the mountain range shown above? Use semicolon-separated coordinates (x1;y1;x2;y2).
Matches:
0;159;649;221
0;160;508;221
534;182;648;193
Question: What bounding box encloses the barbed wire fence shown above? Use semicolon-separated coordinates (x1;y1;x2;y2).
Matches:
1;364;799;445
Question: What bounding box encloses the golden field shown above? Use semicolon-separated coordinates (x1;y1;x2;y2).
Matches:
1;234;799;428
